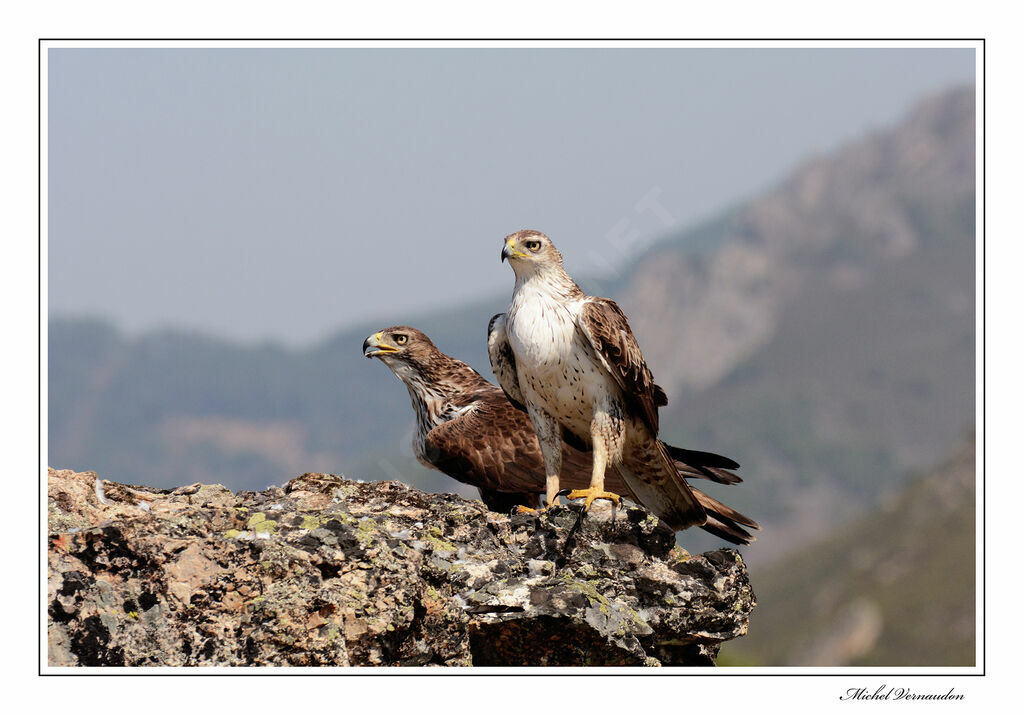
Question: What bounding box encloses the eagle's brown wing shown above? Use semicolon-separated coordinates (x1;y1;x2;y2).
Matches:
422;386;632;498
423;390;542;496
576;297;662;433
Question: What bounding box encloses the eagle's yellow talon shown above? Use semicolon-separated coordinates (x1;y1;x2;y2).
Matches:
564;488;621;511
515;503;566;515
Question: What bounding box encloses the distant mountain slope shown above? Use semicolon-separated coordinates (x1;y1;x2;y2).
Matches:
48;87;975;567
611;86;975;560
721;437;975;666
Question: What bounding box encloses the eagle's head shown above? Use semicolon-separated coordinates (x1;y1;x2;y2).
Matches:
362;326;437;369
363;326;487;402
500;229;564;276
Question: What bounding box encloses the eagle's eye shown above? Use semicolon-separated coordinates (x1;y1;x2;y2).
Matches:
525;240;541;252
394;334;408;345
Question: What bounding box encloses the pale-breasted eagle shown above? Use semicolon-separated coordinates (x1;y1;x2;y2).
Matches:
497;229;736;532
364;325;757;543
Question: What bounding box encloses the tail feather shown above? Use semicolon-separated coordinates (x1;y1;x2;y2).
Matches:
691;488;759;528
662;443;742;484
663;444;741;470
699;517;756;546
671;459;743;485
613;436;756;543
691;487;760;546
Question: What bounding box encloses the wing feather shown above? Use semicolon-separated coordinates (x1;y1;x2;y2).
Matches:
486;313;527;412
422;385;633;500
423;391;541;495
576;298;661;433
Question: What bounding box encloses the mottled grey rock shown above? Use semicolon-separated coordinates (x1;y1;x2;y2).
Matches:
48;468;756;667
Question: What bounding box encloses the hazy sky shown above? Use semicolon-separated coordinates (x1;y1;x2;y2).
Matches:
47;47;975;346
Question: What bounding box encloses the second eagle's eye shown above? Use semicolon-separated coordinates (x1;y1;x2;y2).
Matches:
525;240;541;252
395;335;408;345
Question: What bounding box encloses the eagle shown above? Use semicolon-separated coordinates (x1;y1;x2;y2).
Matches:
364;325;757;544
498;229;727;532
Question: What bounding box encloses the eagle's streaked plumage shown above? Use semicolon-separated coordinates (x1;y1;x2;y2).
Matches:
366;325;758;544
498;229;747;533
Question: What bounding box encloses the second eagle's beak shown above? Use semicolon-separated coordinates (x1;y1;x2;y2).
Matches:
502;239;525;262
363;331;399;358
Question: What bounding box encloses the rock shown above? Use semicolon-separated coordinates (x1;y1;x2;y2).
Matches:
47;468;756;667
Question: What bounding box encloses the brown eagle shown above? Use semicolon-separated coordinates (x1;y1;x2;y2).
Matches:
363;326;757;544
498;229;735;532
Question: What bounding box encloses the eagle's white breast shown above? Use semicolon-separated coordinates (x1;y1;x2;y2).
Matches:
506;281;613;437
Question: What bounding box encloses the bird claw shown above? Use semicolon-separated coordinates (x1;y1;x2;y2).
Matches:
562;488;621;512
512;503;567;518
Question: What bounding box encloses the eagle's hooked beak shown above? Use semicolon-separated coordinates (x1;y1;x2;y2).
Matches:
502;238;526;263
363;331;400;358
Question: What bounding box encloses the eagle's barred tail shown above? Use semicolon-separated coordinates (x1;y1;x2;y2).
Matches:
691;487;760;545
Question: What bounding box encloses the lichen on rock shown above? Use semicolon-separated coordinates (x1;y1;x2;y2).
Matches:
47;468;756;667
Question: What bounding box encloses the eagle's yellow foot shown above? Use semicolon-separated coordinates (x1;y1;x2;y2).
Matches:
563;488;621;512
515;502;564;515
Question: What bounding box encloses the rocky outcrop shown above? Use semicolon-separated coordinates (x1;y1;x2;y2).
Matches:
48;468;756;667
